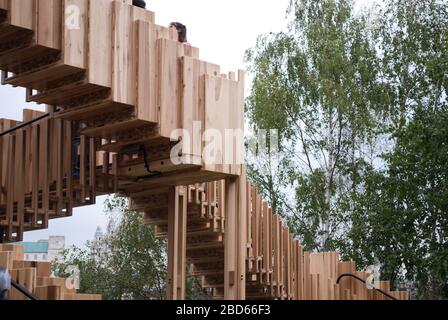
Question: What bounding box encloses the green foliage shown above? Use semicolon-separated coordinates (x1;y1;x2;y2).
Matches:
54;197;209;300
246;0;448;298
245;0;382;251
54;197;167;300
371;107;448;299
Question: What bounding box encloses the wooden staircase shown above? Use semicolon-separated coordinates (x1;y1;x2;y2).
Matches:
0;0;409;300
0;0;244;191
0;111;101;241
0;0;243;242
133;183;227;299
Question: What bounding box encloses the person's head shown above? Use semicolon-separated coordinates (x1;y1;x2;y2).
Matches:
132;0;146;9
0;268;11;299
169;22;188;43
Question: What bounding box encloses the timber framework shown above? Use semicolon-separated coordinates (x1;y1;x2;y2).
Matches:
0;0;408;300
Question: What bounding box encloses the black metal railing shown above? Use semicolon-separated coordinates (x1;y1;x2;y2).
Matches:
336;273;398;300
10;279;38;300
0;112;52;137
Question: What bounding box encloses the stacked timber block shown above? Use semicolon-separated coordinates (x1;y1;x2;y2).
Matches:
0;244;102;300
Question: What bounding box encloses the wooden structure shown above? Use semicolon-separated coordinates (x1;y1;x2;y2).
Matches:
0;243;101;300
0;0;408;300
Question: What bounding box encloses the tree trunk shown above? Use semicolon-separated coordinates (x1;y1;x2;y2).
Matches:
323;108;334;251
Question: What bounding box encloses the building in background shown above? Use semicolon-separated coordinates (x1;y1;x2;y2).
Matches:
19;236;66;262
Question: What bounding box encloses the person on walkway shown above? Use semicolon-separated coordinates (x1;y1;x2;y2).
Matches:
133;0;146;9
169;22;191;45
0;268;11;300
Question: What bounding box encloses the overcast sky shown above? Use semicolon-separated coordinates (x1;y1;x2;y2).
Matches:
0;0;372;247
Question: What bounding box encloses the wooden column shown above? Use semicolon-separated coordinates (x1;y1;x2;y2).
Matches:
224;166;247;300
166;186;187;300
237;169;247;300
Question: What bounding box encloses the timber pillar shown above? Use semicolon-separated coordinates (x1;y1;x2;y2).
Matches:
224;167;247;300
166;186;188;300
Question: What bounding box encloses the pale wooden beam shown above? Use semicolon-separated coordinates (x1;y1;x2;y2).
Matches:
166;186;187;300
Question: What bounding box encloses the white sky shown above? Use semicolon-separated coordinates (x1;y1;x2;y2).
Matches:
0;0;372;247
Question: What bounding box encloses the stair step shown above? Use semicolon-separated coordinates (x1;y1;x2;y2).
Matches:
0;23;32;43
54;100;131;122
202;284;224;289
190;270;223;277
98;134;168;154
2;62;81;91
187;229;222;237
187;256;224;264
141;217;167;225
187;242;223;251
154;227;221;239
0;37;35;65
27;80;107;106
80;119;148;139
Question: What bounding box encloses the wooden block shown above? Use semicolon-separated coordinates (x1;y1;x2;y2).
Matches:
400;291;409;300
40;120;50;225
63;0;88;68
166;186;187;300
181;58;220;162
311;274;319;300
0;251;13;271
88;0;112;87
55;119;64;214
0;244;24;261
157;38;183;138
35;285;62;300
131;4;154;24
64;121;73;214
37;0;62;49
237;168;248;300
17;267;37;294
35;261;52;277
203;75;229;172
0;0;9;10
135;20;157;123
13;260;26;269
338;261;355;297
0;136;4;206
5;135;15;240
232;70;245;176
224;177;238;300
203;74;244;174
64;293;102;300
112;1;135;104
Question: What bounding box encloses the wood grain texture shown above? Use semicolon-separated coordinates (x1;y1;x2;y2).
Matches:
63;0;87;68
37;0;62;49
